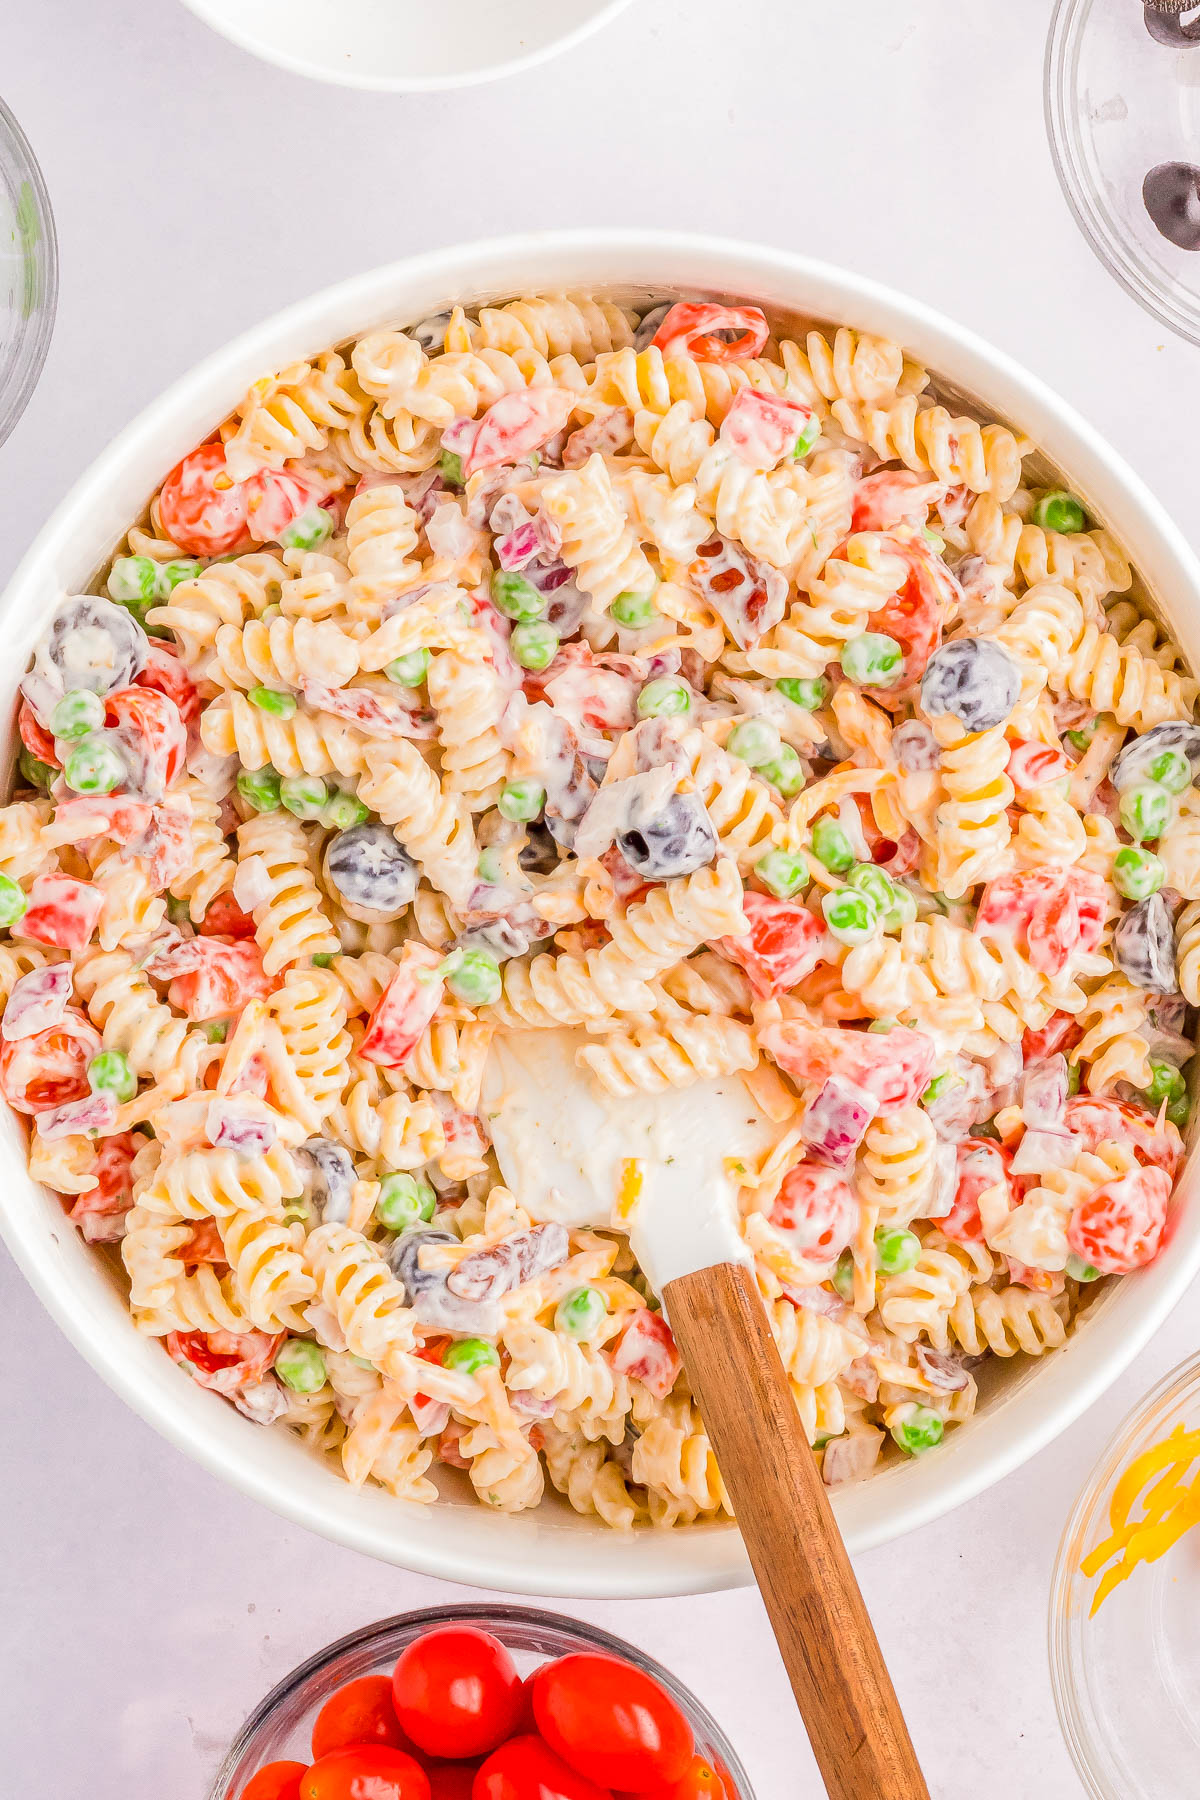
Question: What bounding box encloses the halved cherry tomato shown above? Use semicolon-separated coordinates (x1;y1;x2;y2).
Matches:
1068;1164;1171;1274
718;389;812;467
625;1752;729;1799
0;1009;101;1114
770;1162;857;1262
18;700;59;768
975;868;1105;978
167;939;273;1021
714;892;826;999
241;1761;307;1800
312;1676;412;1761
69;1130;137;1238
136;639;201;725
1064;1095;1182;1176
392;1627;524;1760
760;1021;934;1115
244;466;328;545
1022;1010;1083;1063
177;1218;228;1268
465;388;577;478
428;1766;478;1800
166;1328;282;1396
850;471;943;533
360;944;446;1068
300;1746;430;1800
864;536;954;696
106;685;187;792
158;442;251;557
939;1139;1012;1246
609;1309;681;1399
200;893;259;939
650;302;769;364
472;1734;612;1800
532;1655;694;1792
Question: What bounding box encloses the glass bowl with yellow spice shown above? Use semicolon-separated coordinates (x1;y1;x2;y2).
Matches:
1051;1351;1200;1799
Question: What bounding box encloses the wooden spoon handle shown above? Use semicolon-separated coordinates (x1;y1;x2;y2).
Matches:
664;1260;929;1800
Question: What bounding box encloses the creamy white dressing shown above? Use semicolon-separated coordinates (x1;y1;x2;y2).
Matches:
480;1029;778;1293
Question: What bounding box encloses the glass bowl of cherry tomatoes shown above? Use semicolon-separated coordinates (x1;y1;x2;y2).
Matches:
210;1604;752;1800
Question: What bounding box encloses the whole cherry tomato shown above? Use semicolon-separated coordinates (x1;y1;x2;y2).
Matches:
472;1734;612;1800
428;1766;478;1800
300;1746;430;1800
312;1676;411;1760
1068;1164;1171;1274
532;1656;694;1792
624;1753;729;1799
158;442;250;557
392;1627;524;1759
241;1761;306;1800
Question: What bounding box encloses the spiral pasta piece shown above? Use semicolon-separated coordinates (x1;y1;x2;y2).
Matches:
222;354;369;479
426;647;513;810
856;1107;937;1225
502;1320;631;1442
745;532;909;680
352;330;585;428
74;948;207;1089
577;1005;757;1098
139;1141;305;1221
212;616;360;693
169;776;235;924
1177;900;1200;1005
1071;975;1153;1093
356;738;479;906
267;967;352;1121
540;454;657;609
1061;622;1198;731
948;1285;1070;1358
931;718;1014;899
202;692;369;779
218;1209;317;1332
147;553;287;663
237;813;340;974
305;1221;421;1370
453;294;638;360
830;393;1026;499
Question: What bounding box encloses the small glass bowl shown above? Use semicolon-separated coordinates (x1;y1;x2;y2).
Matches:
1050;1351;1200;1799
0;94;57;447
208;1604;755;1799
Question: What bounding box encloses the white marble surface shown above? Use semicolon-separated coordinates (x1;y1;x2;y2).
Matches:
2;0;1200;1793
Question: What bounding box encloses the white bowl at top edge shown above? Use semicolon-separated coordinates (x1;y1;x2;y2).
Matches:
176;0;637;93
3;230;1200;1599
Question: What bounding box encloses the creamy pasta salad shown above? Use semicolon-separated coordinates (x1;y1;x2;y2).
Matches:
3;291;1195;1527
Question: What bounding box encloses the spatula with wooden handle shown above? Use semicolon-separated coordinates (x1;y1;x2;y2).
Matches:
482;1029;930;1800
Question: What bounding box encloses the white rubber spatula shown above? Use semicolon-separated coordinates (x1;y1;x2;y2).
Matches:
482;1029;930;1800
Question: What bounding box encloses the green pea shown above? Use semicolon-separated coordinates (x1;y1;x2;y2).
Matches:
791;414;820;459
385;649;431;688
476;848;503;884
439;449;464;488
637;676;691;718
158;558;203;593
18;748;55;792
280;506;333;552
831;1249;856;1302
248;687;297;719
1149;749;1192;794
758;744;806;798
776;676;827;710
1112;845;1165;901
203;1020;229;1044
1066;1253;1102;1283
107;555;159;605
376;1171;437;1231
755;849;809;900
841;632;903;687
88;1049;136;1102
274;1338;328;1393
922;1072;956;1105
237;766;282;812
0;874;28;928
312;953;334;968
882;884;918;931
610;588;658;628
443;1337;500;1374
1168;1092;1191;1128
51;690;106;741
727;718;782;769
1118;782;1173;843
555;1285;608;1340
498;780;545;823
847;861;896;915
1145;1059;1187;1106
1064;727;1093;755
280;774;329;821
874;1226;921;1275
64;736;126;796
891;1405;944;1455
445;948;502;1006
510;622;559;672
812;815;854;874
491;570;546;622
323;791;369;831
1031;490;1087;535
822;885;880;945
1067;1061;1082;1094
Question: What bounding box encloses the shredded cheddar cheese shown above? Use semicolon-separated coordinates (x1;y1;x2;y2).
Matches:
616;1158;644;1223
1082;1421;1200;1615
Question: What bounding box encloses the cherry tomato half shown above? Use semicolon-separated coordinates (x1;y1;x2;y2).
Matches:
428;1766;478;1800
393;1627;524;1760
532;1656;694;1792
158;442;250;557
625;1753;730;1799
300;1745;430;1800
241;1763;306;1800
472;1734;612;1800
312;1675;411;1760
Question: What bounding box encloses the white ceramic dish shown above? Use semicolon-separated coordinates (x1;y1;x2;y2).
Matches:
3;231;1199;1598
177;0;637;93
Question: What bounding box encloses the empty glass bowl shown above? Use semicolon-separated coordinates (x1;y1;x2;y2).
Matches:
209;1604;754;1798
1050;1352;1200;1799
1045;0;1200;341
0;95;57;447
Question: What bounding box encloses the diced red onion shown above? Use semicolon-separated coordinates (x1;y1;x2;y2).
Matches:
2;964;73;1042
1010;1127;1079;1175
1021;1055;1068;1129
38;1090;118;1140
928;1140;959;1216
206;1098;278;1157
801;1075;876;1168
232;854;273;915
494;522;542;571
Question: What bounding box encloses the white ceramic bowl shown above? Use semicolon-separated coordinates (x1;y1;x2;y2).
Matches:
177;0;637;92
3;232;1199;1598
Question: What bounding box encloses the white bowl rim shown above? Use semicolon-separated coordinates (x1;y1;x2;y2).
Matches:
176;0;639;94
4;228;1200;1598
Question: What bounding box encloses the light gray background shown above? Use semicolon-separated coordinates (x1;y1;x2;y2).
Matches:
2;1;1198;1793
